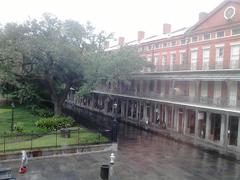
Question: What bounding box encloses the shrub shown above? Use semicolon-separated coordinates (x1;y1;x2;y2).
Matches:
32;107;54;117
35;116;74;131
14;122;24;133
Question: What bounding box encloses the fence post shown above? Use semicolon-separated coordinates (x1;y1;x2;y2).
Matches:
30;131;33;151
98;128;101;144
78;127;80;147
55;130;58;148
3;132;6;153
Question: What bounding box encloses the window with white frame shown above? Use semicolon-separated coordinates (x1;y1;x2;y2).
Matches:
138;47;143;52
148;45;153;50
216;46;224;62
181;39;186;45
191;50;198;63
162;55;167;65
180;52;187;65
154;56;159;65
191;36;198;42
191;50;198;70
171;41;176;47
155;43;160;49
230;45;240;68
170;53;176;65
216;31;224;38
232;27;240;35
203;49;210;62
203;33;211;40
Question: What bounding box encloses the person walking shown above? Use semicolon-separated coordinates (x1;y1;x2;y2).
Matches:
19;150;28;174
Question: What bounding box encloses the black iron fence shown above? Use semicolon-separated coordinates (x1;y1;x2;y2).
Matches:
0;128;112;153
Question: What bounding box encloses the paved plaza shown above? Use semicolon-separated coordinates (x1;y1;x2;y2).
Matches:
1;125;240;180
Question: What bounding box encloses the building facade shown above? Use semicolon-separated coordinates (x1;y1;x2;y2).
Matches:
66;0;240;157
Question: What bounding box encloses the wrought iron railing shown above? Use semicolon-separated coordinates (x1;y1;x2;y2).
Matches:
151;61;240;72
94;87;240;110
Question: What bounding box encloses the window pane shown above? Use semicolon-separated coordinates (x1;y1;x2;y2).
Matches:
232;27;240;35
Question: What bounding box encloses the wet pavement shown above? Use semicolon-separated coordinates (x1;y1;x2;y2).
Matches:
1;124;240;180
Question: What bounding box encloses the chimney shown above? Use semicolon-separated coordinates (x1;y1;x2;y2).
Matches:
163;23;171;34
118;37;125;46
199;12;208;21
137;31;145;41
104;41;109;49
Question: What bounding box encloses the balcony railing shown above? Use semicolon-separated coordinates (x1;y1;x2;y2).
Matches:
95;87;240;110
152;61;240;72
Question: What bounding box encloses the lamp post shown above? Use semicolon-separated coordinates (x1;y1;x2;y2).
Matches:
112;103;118;143
69;87;75;103
11;102;15;132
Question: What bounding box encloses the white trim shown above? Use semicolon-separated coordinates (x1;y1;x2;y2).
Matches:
179;50;186;53
170;51;176;54
162;52;167;55
202;46;211;49
230;42;240;46
215;44;225;48
224;6;236;20
190;48;198;51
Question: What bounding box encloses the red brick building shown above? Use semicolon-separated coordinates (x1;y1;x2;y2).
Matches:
68;0;240;157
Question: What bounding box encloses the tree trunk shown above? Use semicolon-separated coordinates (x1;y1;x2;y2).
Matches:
53;100;62;116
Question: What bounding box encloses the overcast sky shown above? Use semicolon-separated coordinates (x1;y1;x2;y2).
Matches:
0;0;222;41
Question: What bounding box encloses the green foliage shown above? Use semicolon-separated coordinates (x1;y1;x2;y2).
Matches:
32;108;54;117
14;122;24;133
0;14;147;114
14;83;41;105
35;116;74;130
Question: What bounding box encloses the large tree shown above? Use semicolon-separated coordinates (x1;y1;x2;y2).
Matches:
0;14;147;115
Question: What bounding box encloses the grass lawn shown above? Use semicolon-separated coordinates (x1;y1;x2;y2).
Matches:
0;106;109;152
0;105;46;135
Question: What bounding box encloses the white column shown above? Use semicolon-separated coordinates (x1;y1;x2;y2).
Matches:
149;103;153;124
104;99;108;113
174;107;178;131
195;109;199;138
237;117;240;147
220;114;226;146
131;101;134;118
143;102;147;120
171;105;174;129
126;100;129;118
121;101;125;117
164;106;168;128
224;114;229;147
183;108;187;134
136;101;139;120
153;103;156;124
205;112;211;140
172;80;175;96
